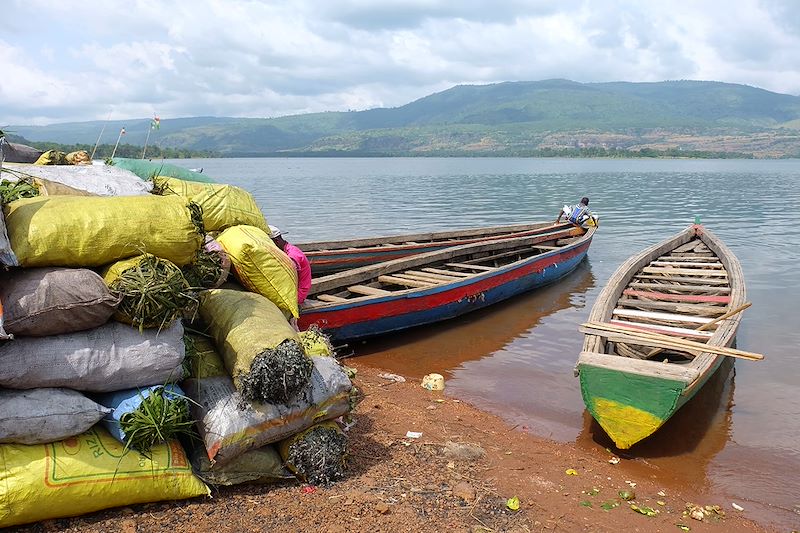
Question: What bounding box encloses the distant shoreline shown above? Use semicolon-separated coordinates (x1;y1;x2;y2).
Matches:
9;134;798;159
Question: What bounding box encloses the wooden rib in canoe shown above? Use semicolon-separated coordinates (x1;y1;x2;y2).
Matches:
575;224;746;449
299;225;595;343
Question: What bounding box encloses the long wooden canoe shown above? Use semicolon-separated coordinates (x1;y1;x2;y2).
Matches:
297;222;577;275
299;225;595;343
576;224;746;449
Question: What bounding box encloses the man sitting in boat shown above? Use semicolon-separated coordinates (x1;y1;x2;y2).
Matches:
556;197;598;228
268;225;312;305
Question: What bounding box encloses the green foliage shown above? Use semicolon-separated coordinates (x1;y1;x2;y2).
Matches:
25;140;217;159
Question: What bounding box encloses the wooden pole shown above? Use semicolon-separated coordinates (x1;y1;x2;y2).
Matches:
90;110;112;160
110;128;125;160
141;125;152;159
644;302;752;358
579;321;764;361
695;302;752;331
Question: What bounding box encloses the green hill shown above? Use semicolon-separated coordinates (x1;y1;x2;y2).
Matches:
7;80;800;157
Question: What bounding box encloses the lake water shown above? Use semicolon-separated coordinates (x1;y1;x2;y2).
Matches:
170;157;800;529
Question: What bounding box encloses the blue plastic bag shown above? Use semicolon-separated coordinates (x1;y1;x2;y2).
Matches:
96;384;186;444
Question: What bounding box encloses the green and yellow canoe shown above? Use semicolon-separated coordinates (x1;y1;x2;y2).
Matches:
576;224;746;449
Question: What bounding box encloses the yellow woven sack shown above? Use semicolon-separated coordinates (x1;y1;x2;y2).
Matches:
33;150;68;165
0;426;209;528
216;225;299;317
32;177;95;196
299;329;334;357
198;289;301;386
154;176;268;232
4;195;203;267
102;255;145;284
188;335;228;379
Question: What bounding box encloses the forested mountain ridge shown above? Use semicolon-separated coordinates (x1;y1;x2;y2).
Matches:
8;80;800;158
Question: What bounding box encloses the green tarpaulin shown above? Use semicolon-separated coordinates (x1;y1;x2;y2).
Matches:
111;158;215;183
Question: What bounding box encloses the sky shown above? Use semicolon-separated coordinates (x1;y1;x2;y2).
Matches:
2;0;799;126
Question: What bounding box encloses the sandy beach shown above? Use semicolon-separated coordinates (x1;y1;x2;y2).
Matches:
11;362;769;533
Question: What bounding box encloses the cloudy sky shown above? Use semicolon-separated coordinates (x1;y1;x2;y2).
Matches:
2;0;799;126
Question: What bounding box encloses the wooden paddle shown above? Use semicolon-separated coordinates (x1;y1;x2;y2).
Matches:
644;301;752;359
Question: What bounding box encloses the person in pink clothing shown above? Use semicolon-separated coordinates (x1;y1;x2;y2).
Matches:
268;225;312;304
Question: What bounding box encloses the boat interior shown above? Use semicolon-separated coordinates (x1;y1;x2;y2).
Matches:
299;222;559;253
302;233;585;308
604;237;733;364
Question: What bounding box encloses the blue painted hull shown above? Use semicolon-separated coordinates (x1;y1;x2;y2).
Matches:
305;237;592;343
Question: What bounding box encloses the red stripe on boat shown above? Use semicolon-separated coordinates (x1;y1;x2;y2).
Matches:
300;239;589;330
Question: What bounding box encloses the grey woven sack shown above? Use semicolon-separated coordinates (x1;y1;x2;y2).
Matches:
0;267;119;336
0;321;185;391
0;388;110;444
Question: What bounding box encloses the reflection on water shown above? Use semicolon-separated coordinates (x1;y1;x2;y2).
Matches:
353;261;595;379
170;157;800;530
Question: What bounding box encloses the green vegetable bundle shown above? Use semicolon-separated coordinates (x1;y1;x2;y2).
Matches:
108;385;194;453
0;178;38;204
182;236;230;289
278;421;348;486
103;254;197;330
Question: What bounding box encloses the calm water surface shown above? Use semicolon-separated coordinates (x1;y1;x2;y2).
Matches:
171;157;800;529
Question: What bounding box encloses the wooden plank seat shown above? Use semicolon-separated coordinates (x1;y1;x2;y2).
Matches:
348;285;392;296
421;267;472;278
617;298;727;316
651;261;724;268
609;319;714;339
673;240;703;253
641;267;728;277
667;252;716;258
612;308;714;325
405;269;463;282
391;272;448;284
454;248;525;266
658;255;720;262
377;275;434;289
317;294;349;303
446;262;496;271
628;282;731;293
633;274;730;285
622;289;731;304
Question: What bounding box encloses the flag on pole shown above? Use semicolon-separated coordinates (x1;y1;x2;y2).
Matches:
151;116;160;130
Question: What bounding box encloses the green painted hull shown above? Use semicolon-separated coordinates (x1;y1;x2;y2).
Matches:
579;357;725;449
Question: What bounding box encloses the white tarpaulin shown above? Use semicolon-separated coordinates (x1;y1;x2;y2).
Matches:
1;163;151;196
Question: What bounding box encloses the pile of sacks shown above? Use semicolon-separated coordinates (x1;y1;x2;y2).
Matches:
0;160;357;528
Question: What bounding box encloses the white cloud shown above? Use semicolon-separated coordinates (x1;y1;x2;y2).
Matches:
2;0;799;125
